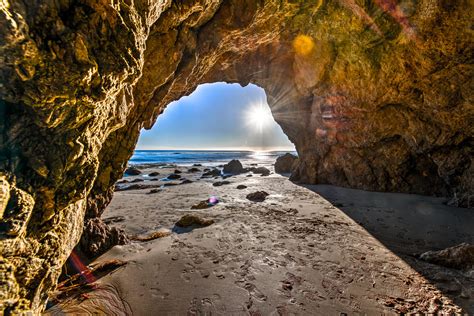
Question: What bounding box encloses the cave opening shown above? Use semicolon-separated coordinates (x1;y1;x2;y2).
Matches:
135;82;296;154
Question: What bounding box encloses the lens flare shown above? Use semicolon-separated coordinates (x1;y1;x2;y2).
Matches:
293;35;315;56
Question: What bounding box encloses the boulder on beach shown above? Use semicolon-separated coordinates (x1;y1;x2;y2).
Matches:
275;153;298;174
181;179;193;184
174;169;182;174
131;178;144;183
419;243;474;270
202;169;221;177
188;167;200;173
223;159;244;174
252;167;270;176
213;181;230;187
246;191;269;202
175;214;215;228
148;172;160;177
167;173;181;180
124;167;141;175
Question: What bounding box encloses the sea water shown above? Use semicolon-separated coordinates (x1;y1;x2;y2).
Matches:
129;150;297;167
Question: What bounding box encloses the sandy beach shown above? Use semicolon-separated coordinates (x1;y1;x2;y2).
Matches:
47;161;474;315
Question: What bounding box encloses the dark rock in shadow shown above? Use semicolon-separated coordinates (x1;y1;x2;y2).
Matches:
420;243;474;270
237;185;247;190
246;191;269;202
202;169;221;177
187;167;200;173
252;167;270;176
275;153;298;174
213;181;230;187
180;179;193;184
124;167;141;175
148;172;160;176
223;160;244;174
131;178;144;183
78;218;129;258
167;173;181;180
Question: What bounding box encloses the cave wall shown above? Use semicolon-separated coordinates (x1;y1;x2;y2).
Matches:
0;0;472;313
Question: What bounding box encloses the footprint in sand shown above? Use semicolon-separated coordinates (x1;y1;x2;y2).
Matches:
242;283;267;302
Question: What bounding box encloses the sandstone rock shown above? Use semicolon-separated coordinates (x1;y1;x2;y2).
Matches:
78;218;129;259
419;243;474;270
246;191;270;202
175;214;215;228
124;167;141;176
223;160;244;174
1;0;473;312
275;153;298;174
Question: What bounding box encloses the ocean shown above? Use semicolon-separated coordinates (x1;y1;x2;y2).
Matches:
129;150;297;167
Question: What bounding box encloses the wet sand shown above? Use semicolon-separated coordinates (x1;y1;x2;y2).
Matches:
47;162;473;314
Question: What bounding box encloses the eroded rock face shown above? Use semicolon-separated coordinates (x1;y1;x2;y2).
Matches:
0;0;472;312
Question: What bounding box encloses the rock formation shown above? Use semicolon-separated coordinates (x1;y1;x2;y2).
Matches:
275;153;299;174
0;0;472;313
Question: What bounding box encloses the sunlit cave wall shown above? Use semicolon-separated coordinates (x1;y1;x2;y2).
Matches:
0;0;473;312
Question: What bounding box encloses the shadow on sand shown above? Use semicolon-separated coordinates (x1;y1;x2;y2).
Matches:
301;184;474;312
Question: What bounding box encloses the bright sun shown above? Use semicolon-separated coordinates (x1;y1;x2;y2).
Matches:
246;103;273;132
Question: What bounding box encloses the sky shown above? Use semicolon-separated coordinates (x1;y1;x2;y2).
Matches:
136;82;295;151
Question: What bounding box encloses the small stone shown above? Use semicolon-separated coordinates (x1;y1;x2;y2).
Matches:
236;185;247;190
148;172;160;176
213;181;230;187
175;214;214;228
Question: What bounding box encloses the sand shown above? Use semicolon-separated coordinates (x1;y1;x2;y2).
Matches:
47;162;474;315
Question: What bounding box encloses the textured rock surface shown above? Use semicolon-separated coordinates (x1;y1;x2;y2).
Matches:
0;0;473;313
420;243;474;271
275;153;299;174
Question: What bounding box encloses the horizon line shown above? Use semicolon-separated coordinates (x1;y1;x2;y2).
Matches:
134;147;296;152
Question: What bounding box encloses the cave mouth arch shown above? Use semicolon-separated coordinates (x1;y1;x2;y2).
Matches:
1;0;472;313
135;82;296;153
